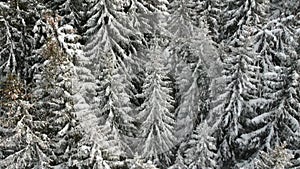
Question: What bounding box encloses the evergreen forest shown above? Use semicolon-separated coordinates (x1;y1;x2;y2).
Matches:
0;0;299;168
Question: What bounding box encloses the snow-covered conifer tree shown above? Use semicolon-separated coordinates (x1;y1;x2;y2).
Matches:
84;0;170;113
47;0;90;43
85;0;143;72
185;0;223;41
0;75;52;168
209;45;258;168
132;0;169;33
220;0;269;46
174;59;212;141
30;14;84;167
137;44;176;167
92;51;136;161
68;132;112;169
84;0;149;111
167;150;188;169
235;13;300;167
254;143;293;169
184;121;217;169
167;0;219;142
72;41;98;133
0;0;40;79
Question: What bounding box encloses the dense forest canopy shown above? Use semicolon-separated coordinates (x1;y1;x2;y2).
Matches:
0;0;299;168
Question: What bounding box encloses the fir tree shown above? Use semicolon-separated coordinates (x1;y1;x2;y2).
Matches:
167;0;218;142
0;75;52;168
137;44;176;167
0;0;41;79
235;12;300;167
255;143;293;169
30;14;83;167
220;0;268;47
210;45;258;168
93;51;136;161
185;121;217;169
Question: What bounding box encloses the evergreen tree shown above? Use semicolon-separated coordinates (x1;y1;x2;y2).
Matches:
0;0;41;79
133;0;169;33
93;51;136;161
210;46;258;168
69;132;112;169
47;0;90;44
72;40;98;132
187;0;223;42
184;121;217;169
0;6;88;168
84;0;148;110
30;14;83;167
167;150;188;169
131;0;170;67
137;44;176;167
236;143;293;169
269;0;300;57
84;0;143;72
167;0;218;142
235;12;300;167
0;75;52;168
84;0;170;112
255;143;293;169
174;60;210;141
220;0;268;46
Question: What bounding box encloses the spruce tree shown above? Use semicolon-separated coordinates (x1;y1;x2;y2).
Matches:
0;75;52;168
235;11;300;168
30;14;83;167
255;143;293;169
0;0;41;79
93;51;136;161
210;45;258;168
84;0;143;72
220;0;268;46
137;44;175;167
84;0;147;109
167;0;218;142
184;121;217;169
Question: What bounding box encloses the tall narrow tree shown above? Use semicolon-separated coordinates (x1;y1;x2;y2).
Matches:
93;51;136;161
220;0;268;47
209;45;258;168
137;44;175;167
167;0;219;143
184;121;217;169
236;16;300;167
